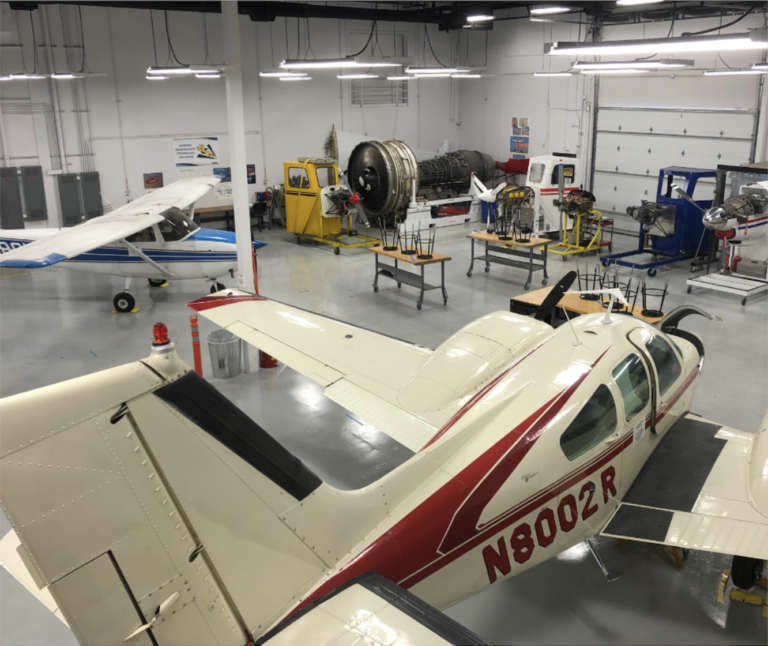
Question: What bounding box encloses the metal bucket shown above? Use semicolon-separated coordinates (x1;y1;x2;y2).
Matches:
207;329;242;379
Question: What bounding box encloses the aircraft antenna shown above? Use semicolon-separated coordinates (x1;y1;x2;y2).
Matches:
562;307;582;346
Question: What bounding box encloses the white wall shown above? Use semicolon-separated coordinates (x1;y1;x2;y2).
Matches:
0;3;463;226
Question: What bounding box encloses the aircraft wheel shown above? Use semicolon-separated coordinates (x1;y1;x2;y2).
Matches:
647;268;657;277
114;292;135;313
731;555;763;590
148;279;165;287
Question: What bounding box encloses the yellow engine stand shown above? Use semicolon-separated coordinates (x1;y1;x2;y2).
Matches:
283;159;379;255
549;209;603;260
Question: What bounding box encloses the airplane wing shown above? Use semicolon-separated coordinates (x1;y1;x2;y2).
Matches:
256;572;490;646
602;412;768;560
0;177;220;269
189;291;439;451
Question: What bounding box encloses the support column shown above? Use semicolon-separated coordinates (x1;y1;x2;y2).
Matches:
222;1;254;291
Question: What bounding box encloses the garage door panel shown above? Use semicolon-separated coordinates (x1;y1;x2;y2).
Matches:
593;173;659;215
598;109;755;139
595;132;751;176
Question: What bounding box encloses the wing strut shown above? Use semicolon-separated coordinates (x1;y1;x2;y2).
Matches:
121;239;175;278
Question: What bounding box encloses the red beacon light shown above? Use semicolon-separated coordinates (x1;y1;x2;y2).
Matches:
152;322;170;346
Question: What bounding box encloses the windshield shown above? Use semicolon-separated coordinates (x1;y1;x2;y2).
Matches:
159;207;200;242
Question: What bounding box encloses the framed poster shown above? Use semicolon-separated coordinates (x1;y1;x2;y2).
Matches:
174;137;219;167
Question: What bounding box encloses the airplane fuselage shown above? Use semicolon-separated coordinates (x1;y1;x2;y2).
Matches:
0;227;239;281
285;312;702;621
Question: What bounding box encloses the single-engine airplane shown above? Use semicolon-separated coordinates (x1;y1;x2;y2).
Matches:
0;177;266;313
0;274;765;645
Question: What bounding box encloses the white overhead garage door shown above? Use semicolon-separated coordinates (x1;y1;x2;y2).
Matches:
592;107;757;215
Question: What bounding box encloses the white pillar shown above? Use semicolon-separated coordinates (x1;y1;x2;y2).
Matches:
222;1;254;291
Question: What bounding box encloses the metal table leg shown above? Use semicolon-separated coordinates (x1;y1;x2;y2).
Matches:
441;261;448;305
485;241;490;273
396;259;401;288
417;265;425;310
525;247;533;290
542;244;549;285
467;237;475;277
373;254;379;293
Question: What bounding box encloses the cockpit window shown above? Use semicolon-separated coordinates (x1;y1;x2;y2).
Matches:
612;353;650;422
560;385;617;461
126;227;155;243
158;207;199;242
644;335;681;396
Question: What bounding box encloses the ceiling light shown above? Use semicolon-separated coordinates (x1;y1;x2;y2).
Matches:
338;73;379;79
10;73;46;79
574;59;693;69
580;69;650;74
452;74;482;78
534;72;574;77
0;76;13;81
51;73;82;79
753;63;768;71
467;14;494;22
146;74;170;80
196;73;221;78
387;75;416;80
280;76;312;81
281;58;359;69
548;29;768;55
530;6;571;15
414;73;452;78
616;0;664;5
147;65;218;75
703;69;765;76
260;70;307;77
406;66;459;74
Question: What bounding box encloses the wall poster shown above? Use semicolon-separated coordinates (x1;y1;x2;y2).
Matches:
174;137;219;167
247;164;256;185
510;117;530;160
213;167;233;200
143;172;163;190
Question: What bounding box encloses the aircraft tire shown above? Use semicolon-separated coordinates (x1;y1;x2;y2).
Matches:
148;279;165;287
114;292;135;313
731;555;763;590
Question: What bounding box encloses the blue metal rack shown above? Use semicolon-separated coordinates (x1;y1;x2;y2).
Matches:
601;167;716;276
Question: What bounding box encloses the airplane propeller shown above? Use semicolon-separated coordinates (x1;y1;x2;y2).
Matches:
472;175;508;203
671;184;705;213
534;271;577;321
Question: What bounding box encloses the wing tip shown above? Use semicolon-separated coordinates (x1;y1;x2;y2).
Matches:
0;252;66;269
187;292;268;312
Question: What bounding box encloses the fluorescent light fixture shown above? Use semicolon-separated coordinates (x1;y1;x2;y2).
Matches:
51;73;82;79
703;69;765;76
147;65;217;75
548;29;768;55
616;0;664;5
0;75;13;81
414;73;452;78
146;74;169;80
753;63;768;71
196;73;221;78
260;70;307;77
10;73;46;79
406;66;459;74
534;72;574;77
452;73;482;78
530;6;571;15
338;73;379;79
574;59;692;69
281;58;358;69
387;75;416;80
580;68;650;74
467;14;494;22
280;76;312;81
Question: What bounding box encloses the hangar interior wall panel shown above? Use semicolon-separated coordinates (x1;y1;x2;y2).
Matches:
57;174;83;227
592;108;756;216
20;166;48;221
80;172;104;220
0;167;24;229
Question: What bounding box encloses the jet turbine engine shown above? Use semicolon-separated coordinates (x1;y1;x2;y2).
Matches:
347;140;495;221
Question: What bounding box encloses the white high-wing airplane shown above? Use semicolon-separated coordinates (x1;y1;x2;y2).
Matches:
0;274;766;645
0;177;266;312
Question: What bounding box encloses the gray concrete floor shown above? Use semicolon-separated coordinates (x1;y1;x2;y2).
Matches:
1;219;766;645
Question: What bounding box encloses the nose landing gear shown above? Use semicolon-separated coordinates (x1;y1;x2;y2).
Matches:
113;277;139;313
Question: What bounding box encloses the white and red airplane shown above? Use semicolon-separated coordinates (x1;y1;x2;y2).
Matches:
0;177;266;312
0;275;765;645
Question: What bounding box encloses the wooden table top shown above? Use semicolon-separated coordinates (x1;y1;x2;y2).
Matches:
369;245;452;266
512;286;664;323
184;206;234;214
468;230;555;249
